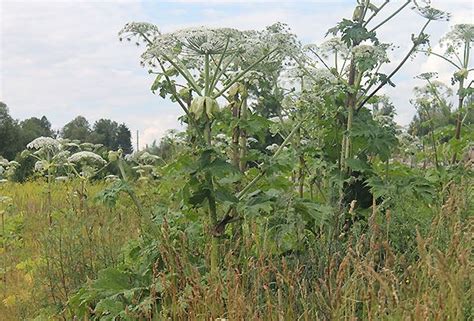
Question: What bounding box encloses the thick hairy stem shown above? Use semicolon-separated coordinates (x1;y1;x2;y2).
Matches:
239;95;248;172
47;165;53;226
297;128;305;198
452;40;469;164
206;170;219;275
202;114;220;274
231;95;242;239
299;155;305;198
452;78;465;164
341;58;357;172
231;102;241;168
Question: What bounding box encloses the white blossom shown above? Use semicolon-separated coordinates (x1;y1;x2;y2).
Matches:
312;68;337;84
68;151;106;165
307;37;350;59
139;152;161;164
247;137;259;144
27;137;60;150
105;174;120;182
216;133;227;141
439;24;474;57
352;44;389;63
266;143;279;152
34;160;46;172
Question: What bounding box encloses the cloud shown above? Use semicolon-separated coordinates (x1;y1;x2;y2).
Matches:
1;0;472;148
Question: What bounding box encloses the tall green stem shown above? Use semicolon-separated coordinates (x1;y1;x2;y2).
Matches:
239;94;248;173
452;77;466;164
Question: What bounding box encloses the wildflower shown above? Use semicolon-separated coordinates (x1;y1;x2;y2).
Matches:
8;161;19;167
105;175;119;182
352;44;389;63
34;160;46;172
312;68;337;84
416;72;438;81
412;3;450;21
55;176;69;182
441;24;474;47
216;133;228;141
308;37;350;59
79;142;95;151
68;151;106;165
247;137;259;144
266;143;279;152
139;152;161;164
26;137;60;151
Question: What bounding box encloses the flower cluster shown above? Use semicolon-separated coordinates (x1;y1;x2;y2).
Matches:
138;152;161;164
34;160;46;172
352;44;388;62
440;24;474;56
143;27;242;59
68;151;106;165
27;137;60;151
313;37;350;59
119;22;161;44
312;68;337;84
352;44;390;72
412;3;450;21
266;143;279;153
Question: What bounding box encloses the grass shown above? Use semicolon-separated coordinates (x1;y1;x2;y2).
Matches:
0;177;472;320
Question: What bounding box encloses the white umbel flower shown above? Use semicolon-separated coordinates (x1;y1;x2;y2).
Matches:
27;137;60;150
139;152;161;164
34;160;46;172
68;151;106;165
352;45;388;63
266;143;279;152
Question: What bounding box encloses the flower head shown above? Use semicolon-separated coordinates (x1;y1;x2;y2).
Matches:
266;143;279;152
27;137;60;151
68;151;106;165
138;151;161;164
412;2;450;21
440;24;474;56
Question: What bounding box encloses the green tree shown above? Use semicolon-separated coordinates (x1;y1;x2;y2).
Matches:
20;116;54;147
61;116;91;141
116;123;133;154
0;102;22;159
90;119;119;150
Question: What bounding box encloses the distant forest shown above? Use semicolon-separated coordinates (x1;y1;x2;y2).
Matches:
0;101;134;160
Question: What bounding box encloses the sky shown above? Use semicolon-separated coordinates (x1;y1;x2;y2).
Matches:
1;0;473;148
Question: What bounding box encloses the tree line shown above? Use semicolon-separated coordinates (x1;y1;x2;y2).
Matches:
0;101;133;160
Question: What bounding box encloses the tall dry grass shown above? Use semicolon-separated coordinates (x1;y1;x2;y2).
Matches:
0;179;472;320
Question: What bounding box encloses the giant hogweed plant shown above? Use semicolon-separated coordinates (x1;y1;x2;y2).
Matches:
119;22;300;273
421;23;473;163
24;137;109;224
294;0;449;172
59;4;469;319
